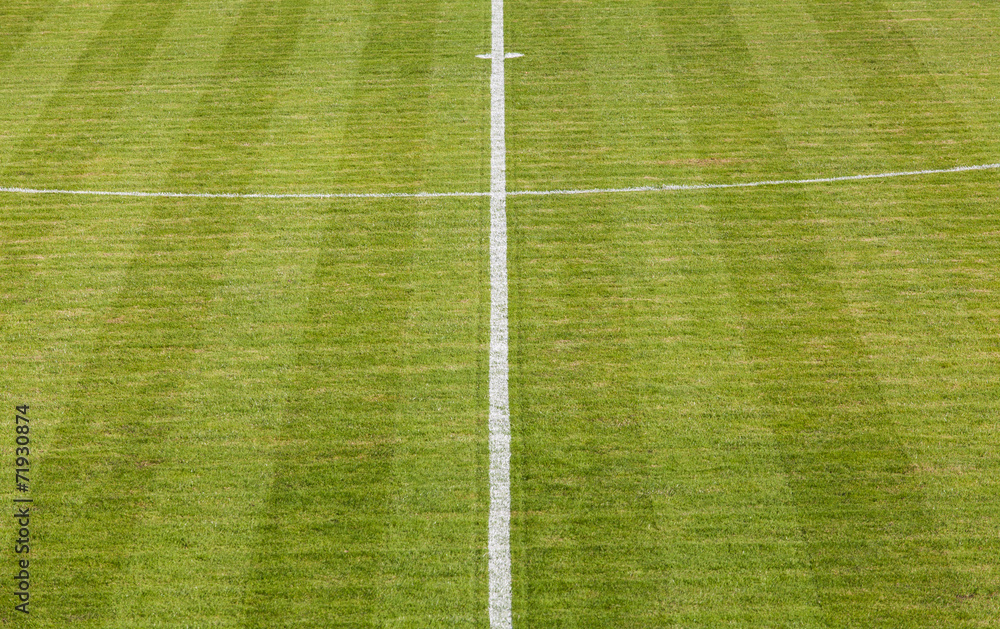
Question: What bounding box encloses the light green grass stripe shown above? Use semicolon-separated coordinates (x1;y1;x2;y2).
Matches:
239;196;489;628
23;1;315;625
0;1;88;167
804;0;979;170
812;179;1000;623
735;1;1000;623
0;0;185;192
389;0;490;624
507;3;677;624
241;1;489;626
107;1;317;625
0;0;183;269
0;4;186;624
656;2;969;626
510;190;821;626
326;0;444;193
887;0;1000;153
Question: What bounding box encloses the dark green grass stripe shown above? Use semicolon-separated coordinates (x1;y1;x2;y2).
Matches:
2;0;184;189
241;200;415;627
820;179;1000;621
168;0;313;192
506;0;596;190
508;4;675;624
714;187;968;627
804;0;983;166
510;195;672;626
511;188;717;623
36;1;313;623
0;0;58;67
658;2;967;626
0;0;184;316
803;0;1000;350
242;2;452;624
1;2;184;620
330;0;443;191
509;2;809;625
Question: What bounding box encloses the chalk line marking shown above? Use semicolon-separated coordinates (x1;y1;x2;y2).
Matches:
1;162;996;202
0;186;486;199
477;52;523;59
508;162;1000;196
485;0;512;626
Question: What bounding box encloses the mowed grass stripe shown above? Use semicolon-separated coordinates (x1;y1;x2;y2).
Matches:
243;2;490;625
0;2;246;200
0;3;114;167
421;0;490;194
0;196;155;628
109;0;316;623
2;0;184;192
509;3;821;625
1;2;185;622
0;0;183;305
890;0;1000;152
0;0;58;67
243;199;488;628
712;185;966;627
509;193;673;625
509;189;825;625
734;8;1000;618
804;0;982;170
508;5;679;626
30;1;314;624
657;1;968;625
801;1;1000;611
382;1;489;621
328;0;444;193
242;198;414;626
507;0;693;192
103;199;323;627
808;176;1000;622
506;0;595;191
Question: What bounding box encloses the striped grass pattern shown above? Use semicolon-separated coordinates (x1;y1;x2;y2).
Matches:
2;1;999;627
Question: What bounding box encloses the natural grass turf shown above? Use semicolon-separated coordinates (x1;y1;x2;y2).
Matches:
2;0;1000;627
507;0;1000;626
2;193;490;628
2;0;490;626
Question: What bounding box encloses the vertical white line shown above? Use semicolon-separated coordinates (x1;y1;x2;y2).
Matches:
488;0;512;626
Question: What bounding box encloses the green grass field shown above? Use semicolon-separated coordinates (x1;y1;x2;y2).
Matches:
2;0;1000;627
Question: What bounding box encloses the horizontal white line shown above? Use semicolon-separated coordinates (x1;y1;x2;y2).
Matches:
510;162;1000;196
1;162;996;201
0;186;487;200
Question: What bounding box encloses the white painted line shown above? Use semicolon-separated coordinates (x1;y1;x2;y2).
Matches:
508;162;1000;196
0;186;487;199
1;163;996;202
487;0;512;626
